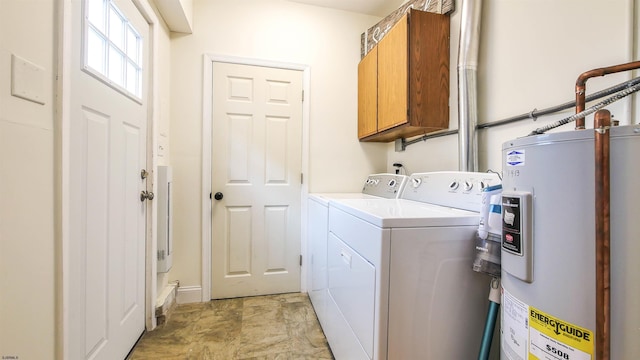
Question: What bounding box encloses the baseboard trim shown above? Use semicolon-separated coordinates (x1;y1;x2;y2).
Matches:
176;286;203;304
155;283;178;326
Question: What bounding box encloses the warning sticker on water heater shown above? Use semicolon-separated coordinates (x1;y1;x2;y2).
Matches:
529;307;593;360
502;289;529;360
506;150;525;167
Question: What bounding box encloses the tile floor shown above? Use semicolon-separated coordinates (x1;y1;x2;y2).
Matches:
128;292;334;360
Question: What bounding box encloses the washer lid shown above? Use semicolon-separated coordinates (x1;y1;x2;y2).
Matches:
329;198;479;228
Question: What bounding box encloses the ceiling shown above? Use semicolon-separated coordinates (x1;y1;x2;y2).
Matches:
286;0;406;17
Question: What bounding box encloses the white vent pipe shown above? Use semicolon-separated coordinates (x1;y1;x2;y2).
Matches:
457;0;482;172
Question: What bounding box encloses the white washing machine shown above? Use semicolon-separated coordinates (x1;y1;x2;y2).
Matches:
325;171;501;360
308;174;408;334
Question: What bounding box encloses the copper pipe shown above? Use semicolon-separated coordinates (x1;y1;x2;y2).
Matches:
575;60;640;129
594;109;611;360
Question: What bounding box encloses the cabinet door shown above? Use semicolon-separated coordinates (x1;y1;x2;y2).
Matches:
377;15;408;132
357;46;378;139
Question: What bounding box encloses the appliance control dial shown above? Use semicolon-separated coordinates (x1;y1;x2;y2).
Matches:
388;179;397;187
478;181;486;190
463;181;473;192
412;178;422;188
449;181;459;190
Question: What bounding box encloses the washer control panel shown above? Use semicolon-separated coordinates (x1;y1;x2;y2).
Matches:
361;173;408;198
401;171;501;211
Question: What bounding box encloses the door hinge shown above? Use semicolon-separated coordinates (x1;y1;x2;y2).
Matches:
301;173;303;184
157;250;165;261
299;255;303;266
302;90;304;102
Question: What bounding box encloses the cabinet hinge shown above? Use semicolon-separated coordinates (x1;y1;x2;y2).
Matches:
299;255;303;266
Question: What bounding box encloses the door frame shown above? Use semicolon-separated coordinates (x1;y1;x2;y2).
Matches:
201;54;311;302
57;0;161;357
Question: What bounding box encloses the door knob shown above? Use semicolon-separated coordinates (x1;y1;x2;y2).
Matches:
141;169;149;179
214;192;223;200
140;190;155;201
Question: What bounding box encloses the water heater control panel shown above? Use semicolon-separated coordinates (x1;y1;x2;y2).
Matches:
501;191;533;283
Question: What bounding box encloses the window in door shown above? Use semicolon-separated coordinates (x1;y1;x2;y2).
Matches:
84;0;143;100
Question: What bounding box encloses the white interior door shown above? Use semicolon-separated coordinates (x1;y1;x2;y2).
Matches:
68;0;148;358
211;62;303;299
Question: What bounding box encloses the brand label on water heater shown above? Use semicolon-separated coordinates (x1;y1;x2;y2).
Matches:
506;150;526;167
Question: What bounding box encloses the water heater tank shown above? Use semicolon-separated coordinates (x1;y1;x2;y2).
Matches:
500;125;640;359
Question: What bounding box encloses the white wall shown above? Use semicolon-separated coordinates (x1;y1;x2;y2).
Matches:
0;0;56;358
387;0;638;173
169;0;387;291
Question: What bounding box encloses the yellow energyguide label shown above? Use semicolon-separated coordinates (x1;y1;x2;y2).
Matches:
528;306;593;360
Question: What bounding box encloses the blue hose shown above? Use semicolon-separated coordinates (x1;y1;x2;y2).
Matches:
478;300;500;360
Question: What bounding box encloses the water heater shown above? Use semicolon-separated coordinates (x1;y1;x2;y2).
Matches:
500;125;640;359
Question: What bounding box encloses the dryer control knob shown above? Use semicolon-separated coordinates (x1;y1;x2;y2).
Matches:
463;181;473;192
412;178;422;188
388;179;397;187
449;181;459;190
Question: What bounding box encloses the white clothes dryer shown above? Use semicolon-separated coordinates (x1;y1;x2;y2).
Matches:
324;171;501;360
308;173;407;333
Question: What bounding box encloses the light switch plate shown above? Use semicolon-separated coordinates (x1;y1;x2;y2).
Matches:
11;54;45;105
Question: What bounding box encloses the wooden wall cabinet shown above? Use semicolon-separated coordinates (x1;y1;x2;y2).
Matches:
357;9;450;142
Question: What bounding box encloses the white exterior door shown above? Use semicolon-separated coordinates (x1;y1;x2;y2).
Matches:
211;62;303;299
68;0;148;358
